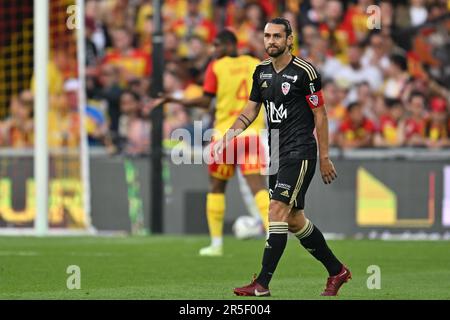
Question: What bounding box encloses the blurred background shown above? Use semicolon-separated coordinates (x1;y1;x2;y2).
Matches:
0;0;449;238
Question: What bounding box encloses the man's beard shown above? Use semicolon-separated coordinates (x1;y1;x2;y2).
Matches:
265;45;286;57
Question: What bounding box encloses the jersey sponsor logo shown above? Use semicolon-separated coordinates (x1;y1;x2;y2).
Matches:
282;74;298;83
281;82;290;95
260;72;273;80
266;101;287;123
261;81;268;88
309;82;316;93
276;182;291;191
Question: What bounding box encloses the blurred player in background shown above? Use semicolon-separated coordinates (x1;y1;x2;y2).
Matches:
162;30;269;256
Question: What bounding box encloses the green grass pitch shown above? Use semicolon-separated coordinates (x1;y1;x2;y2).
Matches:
0;236;449;299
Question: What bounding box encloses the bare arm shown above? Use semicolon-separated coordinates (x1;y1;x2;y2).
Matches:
212;100;261;160
167;94;213;109
312;106;337;184
224;100;261;138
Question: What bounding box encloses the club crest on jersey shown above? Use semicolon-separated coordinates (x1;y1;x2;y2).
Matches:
308;94;319;106
281;82;290;95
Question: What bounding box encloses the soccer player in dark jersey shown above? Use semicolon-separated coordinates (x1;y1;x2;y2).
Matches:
212;18;351;297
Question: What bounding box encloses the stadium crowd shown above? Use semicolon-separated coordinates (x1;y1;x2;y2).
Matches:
0;0;449;154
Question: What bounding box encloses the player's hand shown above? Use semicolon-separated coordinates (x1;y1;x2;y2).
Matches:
142;97;166;115
212;136;228;163
319;157;337;184
158;93;183;104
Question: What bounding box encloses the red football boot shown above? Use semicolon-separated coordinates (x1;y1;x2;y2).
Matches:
233;274;271;297
321;265;352;296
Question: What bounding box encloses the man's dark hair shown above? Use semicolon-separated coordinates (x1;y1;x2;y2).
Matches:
122;90;141;102
385;98;402;109
409;90;426;102
267;17;292;37
347;101;361;113
216;29;238;46
389;53;408;72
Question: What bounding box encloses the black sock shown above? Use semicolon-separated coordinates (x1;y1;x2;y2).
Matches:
256;222;288;288
295;220;342;276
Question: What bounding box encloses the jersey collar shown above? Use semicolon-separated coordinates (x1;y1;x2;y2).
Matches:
270;55;294;74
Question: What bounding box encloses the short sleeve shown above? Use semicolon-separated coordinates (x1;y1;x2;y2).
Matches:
249;68;262;103
203;61;217;95
302;68;325;109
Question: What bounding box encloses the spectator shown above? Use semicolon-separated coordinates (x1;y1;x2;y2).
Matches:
85;17;99;73
343;0;375;43
337;102;376;149
361;31;391;73
103;0;134;31
186;35;212;84
322;79;346;146
333;43;383;94
383;53;410;101
85;0;108;57
48;82;80;148
243;3;267;55
319;0;356;60
63;79;109;147
0;92;34;147
4;0;450;153
396;0;428;28
103;27;152;85
405;91;428;147
164;32;182;63
282;10;300;55
225;2;265;57
356;81;377;122
424;96;450;149
118;90;150;155
164;0;213;23
300;24;320;57
136;10;154;55
30;60;64;95
171;0;217;58
162;70;190;142
299;0;327;27
374;99;406;147
372;95;388;127
98;64;123;138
